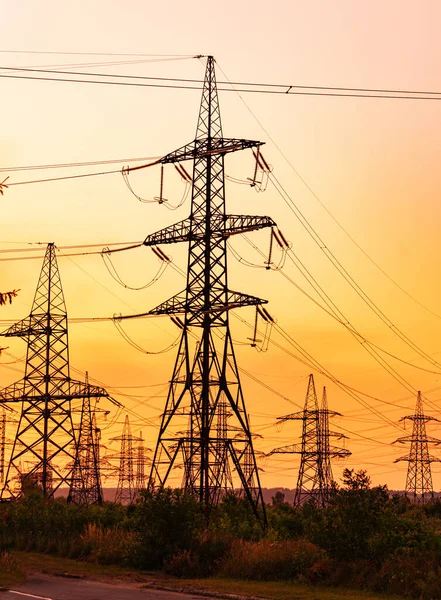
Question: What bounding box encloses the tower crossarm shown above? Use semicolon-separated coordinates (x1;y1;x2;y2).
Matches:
143;219;191;246
328;430;348;440
119;289;268;319
160;137;263;165
143;215;276;247
224;215;276;237
0;380;26;403
0;378;110;403
267;443;302;456
328;446;351;458
395;454;441;464
277;410;315;422
69;379;110;401
1;319;30;338
399;414;441;423
394;435;441;445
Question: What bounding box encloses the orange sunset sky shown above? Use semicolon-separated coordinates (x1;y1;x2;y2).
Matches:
1;1;441;492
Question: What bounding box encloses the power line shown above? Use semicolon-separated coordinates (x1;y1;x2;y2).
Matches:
2;66;441;100
0;155;159;173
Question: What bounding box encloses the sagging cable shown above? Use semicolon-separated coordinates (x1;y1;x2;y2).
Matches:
112;318;181;354
100;246;169;290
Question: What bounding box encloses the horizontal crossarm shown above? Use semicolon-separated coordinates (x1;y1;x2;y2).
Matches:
0;378;111;403
1;319;30;338
267;444;302;456
160;137;263;164
395;454;441;463
143;219;191;246
143;215;275;247
224;215;276;237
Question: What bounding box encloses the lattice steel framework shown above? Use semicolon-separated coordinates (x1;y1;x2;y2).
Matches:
394;391;441;503
135;431;149;492
141;56;273;526
0;243;110;499
269;375;350;507
68;373;103;505
112;415;141;505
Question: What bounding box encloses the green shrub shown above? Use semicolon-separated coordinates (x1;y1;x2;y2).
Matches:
220;538;323;581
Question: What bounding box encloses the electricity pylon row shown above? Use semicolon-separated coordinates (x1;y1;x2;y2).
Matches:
394;391;441;503
268;374;351;507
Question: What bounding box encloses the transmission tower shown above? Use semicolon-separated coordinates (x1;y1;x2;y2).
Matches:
0;408;5;484
394;391;441;503
135;431;150;492
111;415;141;505
269;375;350;507
68;373;104;505
137;55;275;526
0;243;113;499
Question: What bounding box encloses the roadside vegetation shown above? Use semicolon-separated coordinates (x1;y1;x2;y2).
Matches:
1;469;441;599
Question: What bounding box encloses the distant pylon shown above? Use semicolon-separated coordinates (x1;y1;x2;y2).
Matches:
68;373;104;505
135;431;149;492
0;243;113;499
0;408;5;484
394;391;441;503
111;415;141;505
268;375;350;507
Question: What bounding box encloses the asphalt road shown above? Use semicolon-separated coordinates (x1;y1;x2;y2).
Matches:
0;574;216;600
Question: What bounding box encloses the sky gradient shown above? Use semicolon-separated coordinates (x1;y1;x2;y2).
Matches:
0;1;441;492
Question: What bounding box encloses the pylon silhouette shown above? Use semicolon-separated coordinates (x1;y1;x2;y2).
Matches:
135;431;150;492
136;55;274;527
68;373;104;505
0;243;111;499
111;415;141;505
269;375;350;507
394;391;441;503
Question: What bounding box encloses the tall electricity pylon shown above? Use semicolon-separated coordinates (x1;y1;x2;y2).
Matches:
394;391;441;503
138;56;275;526
68;373;104;505
269;375;350;507
111;415;141;505
0;243;112;499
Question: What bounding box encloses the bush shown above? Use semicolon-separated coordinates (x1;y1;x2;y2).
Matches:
220;538;324;581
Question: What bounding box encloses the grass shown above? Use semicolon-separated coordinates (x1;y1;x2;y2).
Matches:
13;552;399;600
0;552;26;589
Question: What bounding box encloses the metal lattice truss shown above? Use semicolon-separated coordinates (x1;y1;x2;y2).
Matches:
0;244;111;500
394;391;441;503
109;415;142;505
68;374;104;506
269;375;350;507
143;56;270;526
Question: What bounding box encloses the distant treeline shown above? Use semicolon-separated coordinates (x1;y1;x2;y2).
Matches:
2;469;441;600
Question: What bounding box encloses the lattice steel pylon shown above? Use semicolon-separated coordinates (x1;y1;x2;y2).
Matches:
135;431;150;492
394;391;441;503
139;56;274;526
111;415;141;505
68;373;104;505
268;375;350;507
0;243;111;499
